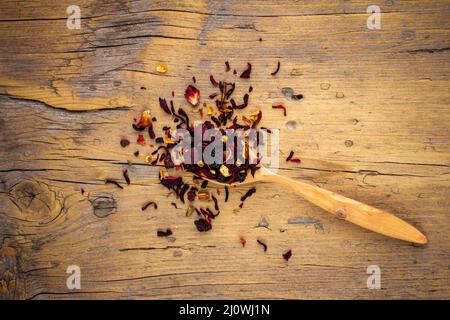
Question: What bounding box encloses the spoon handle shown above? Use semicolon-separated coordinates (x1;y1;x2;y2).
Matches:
261;171;427;244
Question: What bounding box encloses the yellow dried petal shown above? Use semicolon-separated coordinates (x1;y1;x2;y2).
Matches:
164;137;176;144
186;205;195;217
145;155;153;164
219;165;230;177
156;63;167;73
207;106;214;115
159;168;168;180
198;190;210;201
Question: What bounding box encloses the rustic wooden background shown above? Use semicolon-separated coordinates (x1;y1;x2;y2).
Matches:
1;0;449;300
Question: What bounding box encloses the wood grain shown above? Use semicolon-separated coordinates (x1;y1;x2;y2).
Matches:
0;0;449;299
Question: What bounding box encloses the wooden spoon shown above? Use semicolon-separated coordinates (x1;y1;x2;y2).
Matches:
196;165;427;244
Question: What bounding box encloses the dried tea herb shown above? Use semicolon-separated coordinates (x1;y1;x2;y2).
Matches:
186;205;195;217
105;179;123;189
286;151;294;162
257;239;267;252
159;98;171;115
134;150;139;157
137;135;145;145
179;183;190;203
282;249;292;261
240;187;256;202
272;104;287;116
142;201;158;211
270;61;281;76
171;202;178;209
123;169;130;185
239;236;247;247
210;75;219;87
156;63;168;73
185;85;200;106
194;218;212;232
157;228;173;237
187;187;197;202
128;61;282;235
240;63;252;79
211;195;219;211
120;138;130;148
224;186;229;202
225;61;231;72
286;151;301;163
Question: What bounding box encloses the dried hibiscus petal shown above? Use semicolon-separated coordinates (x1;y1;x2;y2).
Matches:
239;236;247;247
283;249;292;261
105;179;123;189
137;135;145;145
135;110;153;128
123;169;130;185
224;186;229;202
240;187;256;202
157;228;172;237
185;85;200;106
194;218;212;232
142;201;157;211
209;75;219;87
120;138;130;148
187;187;197;202
270;61;281;76
286;151;294;162
240;63;252;79
257;239;268;252
159;98;171;115
272;104;287;116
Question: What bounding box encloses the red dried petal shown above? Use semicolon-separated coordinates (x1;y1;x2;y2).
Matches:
272;104;287;116
185;85;200;106
137;135;145;145
239;236;247;247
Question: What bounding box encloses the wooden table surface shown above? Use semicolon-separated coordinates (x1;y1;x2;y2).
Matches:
1;0;449;300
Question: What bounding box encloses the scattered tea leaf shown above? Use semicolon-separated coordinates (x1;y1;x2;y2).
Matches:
157;228;172;237
142;201;158;211
270;61;281;76
120;138;130;148
105;179;123;189
257;239;268;252
123;169;130;185
282;249;292;261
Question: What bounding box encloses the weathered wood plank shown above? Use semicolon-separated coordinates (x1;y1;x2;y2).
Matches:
0;0;449;299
